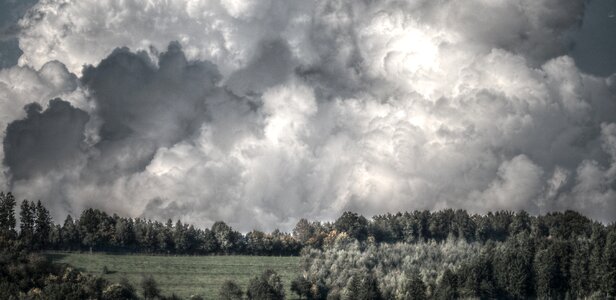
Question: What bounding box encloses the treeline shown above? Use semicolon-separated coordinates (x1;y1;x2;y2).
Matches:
296;210;604;248
1;192;613;256
0;192;302;256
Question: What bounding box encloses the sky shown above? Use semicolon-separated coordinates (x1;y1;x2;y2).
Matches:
0;0;615;231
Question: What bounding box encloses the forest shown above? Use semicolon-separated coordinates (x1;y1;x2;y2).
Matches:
0;191;615;299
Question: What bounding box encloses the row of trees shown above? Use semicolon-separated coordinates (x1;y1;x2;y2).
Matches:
293;209;601;249
1;192;302;256
1;191;612;256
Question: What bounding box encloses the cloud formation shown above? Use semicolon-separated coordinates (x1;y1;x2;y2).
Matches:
1;0;615;230
4;99;89;180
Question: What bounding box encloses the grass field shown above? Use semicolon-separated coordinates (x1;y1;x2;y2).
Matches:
47;252;301;299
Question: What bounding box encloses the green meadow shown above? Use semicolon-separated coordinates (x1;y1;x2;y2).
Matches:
47;252;301;299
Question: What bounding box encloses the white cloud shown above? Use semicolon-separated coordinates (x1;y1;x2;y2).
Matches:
1;0;614;230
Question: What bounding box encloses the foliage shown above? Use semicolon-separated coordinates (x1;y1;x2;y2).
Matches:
246;269;285;300
301;227;615;299
142;275;161;299
219;280;243;300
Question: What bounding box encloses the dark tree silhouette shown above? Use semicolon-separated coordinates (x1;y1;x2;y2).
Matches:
219;280;243;300
246;269;285;300
141;275;160;300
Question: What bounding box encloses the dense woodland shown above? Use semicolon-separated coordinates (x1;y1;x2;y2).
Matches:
1;191;615;299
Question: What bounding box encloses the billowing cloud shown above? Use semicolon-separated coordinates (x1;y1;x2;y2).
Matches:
0;60;83;191
3;98;89;180
1;0;615;230
81;42;222;178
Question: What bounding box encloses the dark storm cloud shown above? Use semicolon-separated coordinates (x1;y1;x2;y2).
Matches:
3;98;89;180
81;42;222;178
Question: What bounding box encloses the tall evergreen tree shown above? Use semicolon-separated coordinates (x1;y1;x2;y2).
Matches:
19;200;35;247
174;220;187;253
569;239;592;298
34;200;52;249
402;272;427;300
62;214;80;250
493;237;533;299
114;218;135;249
589;223;606;294
534;243;570;300
0;192;17;241
603;229;616;297
157;219;174;252
435;269;458;300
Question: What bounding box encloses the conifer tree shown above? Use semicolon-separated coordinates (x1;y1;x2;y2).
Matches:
34;200;52;249
19;200;35;247
603;229;616;297
0;192;17;240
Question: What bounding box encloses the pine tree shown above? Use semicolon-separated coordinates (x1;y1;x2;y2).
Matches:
19;200;35;248
403;272;427;300
435;269;458;300
62;214;80;250
0;192;17;241
34;200;52;249
174;220;187;253
603;229;616;297
157;219;174;252
493;237;532;299
569;239;591;298
588;224;606;294
114;218;136;249
534;242;570;300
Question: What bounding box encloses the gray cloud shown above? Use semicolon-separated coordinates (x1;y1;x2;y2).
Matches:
3;98;89;180
81;42;222;178
1;0;615;230
226;38;294;98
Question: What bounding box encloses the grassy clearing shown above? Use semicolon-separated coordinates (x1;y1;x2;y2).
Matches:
47;252;300;299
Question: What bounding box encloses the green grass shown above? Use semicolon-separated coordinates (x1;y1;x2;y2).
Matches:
47;252;301;299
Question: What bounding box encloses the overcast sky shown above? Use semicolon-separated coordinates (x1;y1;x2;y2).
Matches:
0;0;615;231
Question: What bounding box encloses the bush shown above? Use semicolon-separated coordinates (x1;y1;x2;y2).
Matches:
291;276;312;299
102;282;138;300
247;269;285;300
141;275;160;300
219;280;243;300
